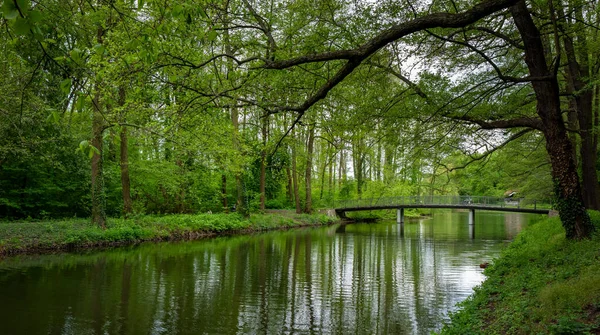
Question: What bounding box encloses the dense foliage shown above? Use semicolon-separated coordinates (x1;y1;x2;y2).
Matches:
0;0;598;239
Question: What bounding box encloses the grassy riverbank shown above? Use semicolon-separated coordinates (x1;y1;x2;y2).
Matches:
345;208;432;220
440;211;600;334
0;212;337;256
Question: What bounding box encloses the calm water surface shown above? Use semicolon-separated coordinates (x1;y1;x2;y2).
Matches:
0;211;542;334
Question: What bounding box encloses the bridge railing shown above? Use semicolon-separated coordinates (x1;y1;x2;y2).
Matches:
334;196;554;210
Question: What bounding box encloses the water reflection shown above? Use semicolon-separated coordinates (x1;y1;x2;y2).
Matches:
0;211;542;334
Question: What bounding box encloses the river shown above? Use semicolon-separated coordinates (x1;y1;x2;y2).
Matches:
0;211;542;334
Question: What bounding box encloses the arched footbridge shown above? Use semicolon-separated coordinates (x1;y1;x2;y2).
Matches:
334;196;553;224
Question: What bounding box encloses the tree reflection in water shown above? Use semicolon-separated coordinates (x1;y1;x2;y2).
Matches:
0;211;543;334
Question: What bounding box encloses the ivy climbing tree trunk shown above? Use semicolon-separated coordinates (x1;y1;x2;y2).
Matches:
510;0;593;239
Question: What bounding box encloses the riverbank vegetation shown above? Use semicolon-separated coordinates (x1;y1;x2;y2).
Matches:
1;1;600;242
0;212;336;256
344;208;432;221
441;211;600;334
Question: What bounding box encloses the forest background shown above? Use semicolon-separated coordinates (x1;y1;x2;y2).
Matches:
1;0;598;238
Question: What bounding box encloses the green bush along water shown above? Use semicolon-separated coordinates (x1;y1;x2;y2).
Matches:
440;211;600;334
0;212;336;255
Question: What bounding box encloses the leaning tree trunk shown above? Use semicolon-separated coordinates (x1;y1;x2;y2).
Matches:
511;0;593;239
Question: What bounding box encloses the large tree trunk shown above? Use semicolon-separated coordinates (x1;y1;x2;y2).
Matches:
511;0;593;239
560;6;600;210
575;85;599;211
304;124;315;213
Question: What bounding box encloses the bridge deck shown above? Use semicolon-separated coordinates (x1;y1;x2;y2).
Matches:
336;204;550;215
333;196;553;218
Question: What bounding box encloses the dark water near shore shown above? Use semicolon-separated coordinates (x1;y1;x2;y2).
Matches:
0;211;542;334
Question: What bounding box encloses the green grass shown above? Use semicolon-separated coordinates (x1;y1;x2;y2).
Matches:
0;212;337;255
344;208;432;220
440;211;600;335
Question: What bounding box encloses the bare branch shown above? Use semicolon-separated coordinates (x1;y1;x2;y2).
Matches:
472;26;524;49
448;114;544;130
366;61;429;99
425;30;551;83
157;52;261;70
441;128;535;172
241;0;277;59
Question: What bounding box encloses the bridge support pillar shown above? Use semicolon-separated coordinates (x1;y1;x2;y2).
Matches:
335;209;347;219
397;208;404;224
469;209;475;225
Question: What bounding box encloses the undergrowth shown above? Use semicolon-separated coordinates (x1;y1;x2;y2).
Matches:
0;212;336;255
440;210;600;334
